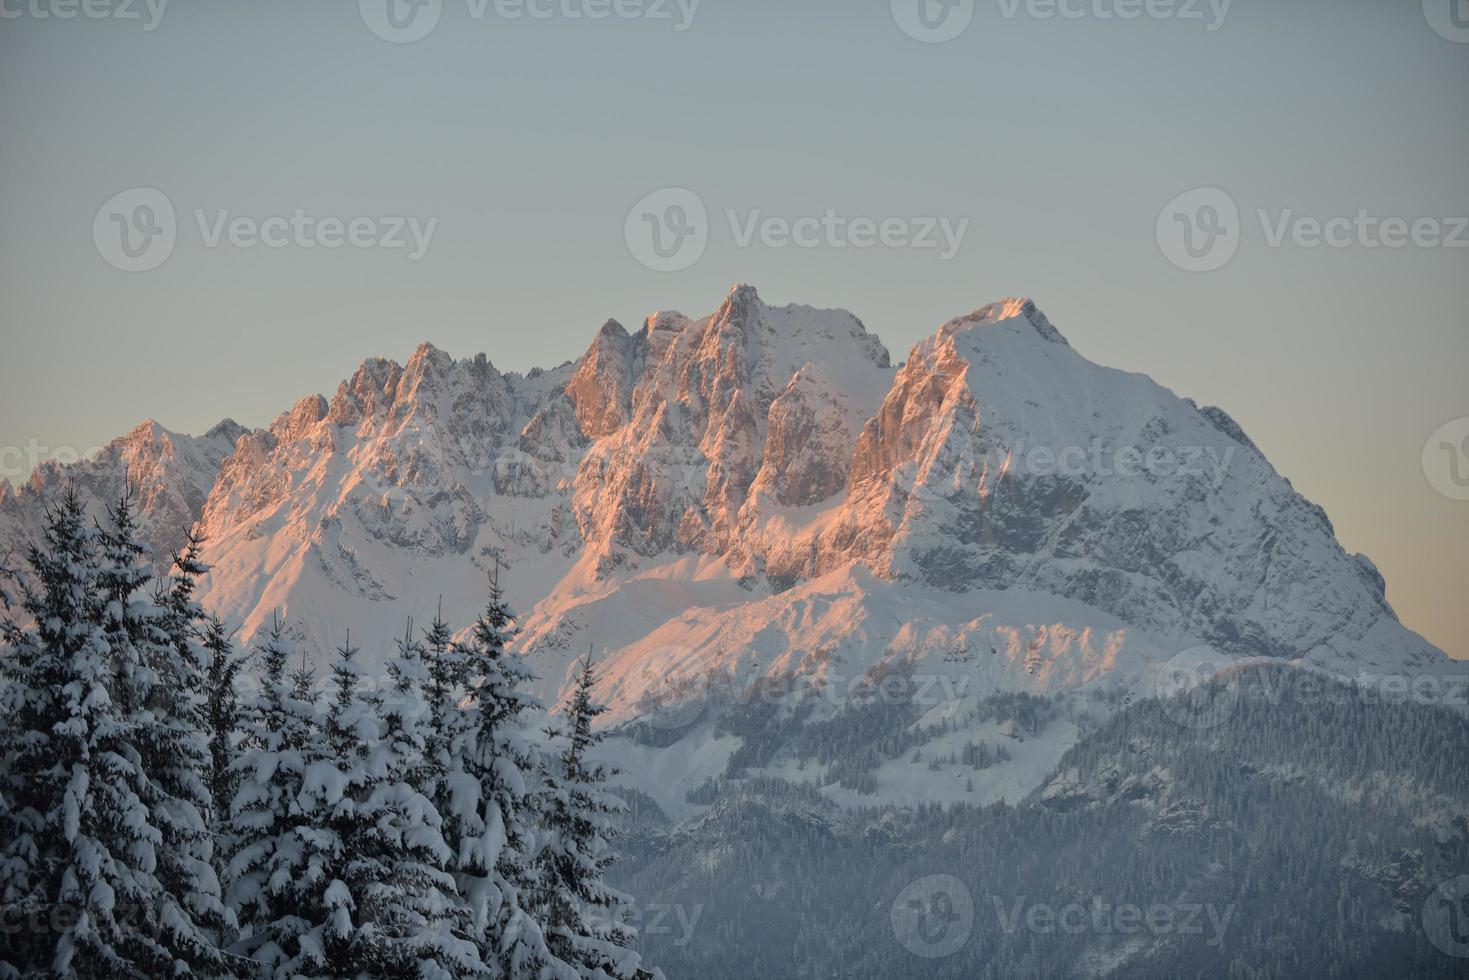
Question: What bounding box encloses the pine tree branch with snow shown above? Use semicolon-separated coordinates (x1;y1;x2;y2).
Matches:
535;654;644;980
0;491;230;977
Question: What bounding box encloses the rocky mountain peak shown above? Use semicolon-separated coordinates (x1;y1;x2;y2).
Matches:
2;286;1451;757
941;297;1069;347
204;418;250;446
568;319;646;441
327;357;403;426
280;393;329;440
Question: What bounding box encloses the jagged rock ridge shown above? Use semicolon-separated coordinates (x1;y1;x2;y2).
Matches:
1;285;1454;815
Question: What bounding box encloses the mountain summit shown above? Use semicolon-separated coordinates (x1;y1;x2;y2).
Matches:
1;285;1454;809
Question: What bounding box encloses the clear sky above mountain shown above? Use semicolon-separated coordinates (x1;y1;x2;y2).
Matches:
1;0;1464;657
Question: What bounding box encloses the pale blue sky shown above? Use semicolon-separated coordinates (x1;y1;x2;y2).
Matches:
1;0;1466;657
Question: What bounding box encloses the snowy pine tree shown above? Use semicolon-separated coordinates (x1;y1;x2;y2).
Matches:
361;621;485;977
242;630;463;978
0;558;14;612
446;563;562;978
226;615;324;975
536;655;643;980
307;632;392;975
203;616;245;832
0;491;227;977
420;600;467;796
147;531;234;969
3;498;656;979
240;634;383;977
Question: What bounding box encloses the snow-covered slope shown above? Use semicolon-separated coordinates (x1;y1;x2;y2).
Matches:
0;417;245;572
3;285;1458;811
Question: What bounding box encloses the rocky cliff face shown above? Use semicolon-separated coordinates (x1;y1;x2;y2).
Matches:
0;286;1451;761
0;417;244;572
791;297;1405;667
570;285;893;575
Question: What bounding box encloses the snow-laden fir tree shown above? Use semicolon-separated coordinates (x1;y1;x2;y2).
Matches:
420;600;467;791
147;530;235;966
0;491;227;977
361;620;487;977
444;563;565;978
244;629;473;978
536;654;644;980
241;634;388;977
203;616;245;833
226;614;322;973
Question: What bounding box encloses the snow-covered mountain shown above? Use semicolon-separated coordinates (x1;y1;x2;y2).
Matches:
1;285;1457;811
0;417;245;572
